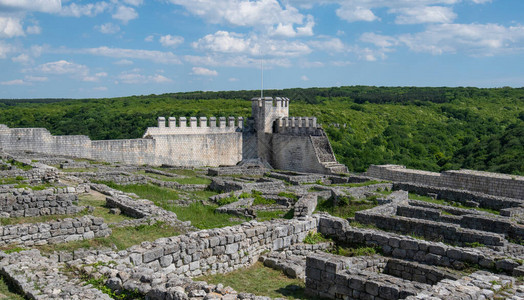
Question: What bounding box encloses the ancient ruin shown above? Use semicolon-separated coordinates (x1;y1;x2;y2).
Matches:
0;98;523;299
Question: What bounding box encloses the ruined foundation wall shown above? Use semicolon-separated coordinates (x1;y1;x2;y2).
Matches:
366;165;524;199
0;189;80;218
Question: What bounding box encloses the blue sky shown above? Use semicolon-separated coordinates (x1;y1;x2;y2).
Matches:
0;0;523;98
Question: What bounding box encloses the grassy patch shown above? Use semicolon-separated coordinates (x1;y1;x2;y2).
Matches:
78;193;134;223
172;203;248;229
196;262;318;299
315;197;378;219
7;159;32;171
60;167;99;172
139;170;211;185
333;180;389;187
97;182;243;229
277;192;299;201
303;231;329;244
173;177;211;185
99;182;180;201
37;221;179;253
331;245;379;257
0;176;26;185
409;193;500;215
217;195;239;206
256;210;293;222
0;276;25;300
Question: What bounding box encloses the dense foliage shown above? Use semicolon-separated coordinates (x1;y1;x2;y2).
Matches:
0;86;522;175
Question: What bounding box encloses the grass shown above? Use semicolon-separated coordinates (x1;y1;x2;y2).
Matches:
0;176;26;185
315;197;378;219
303;231;329;244
256;210;293;222
7;159;32;171
0;192;134;226
78;193;134;223
36;221;179;253
97;182;244;229
331;245;379;257
277;192;299;201
332;180;389;187
60;167;99;172
137;170;212;185
172;203;248;229
196;262;318;299
172;177;211;185
0;276;25;300
408;193;500;215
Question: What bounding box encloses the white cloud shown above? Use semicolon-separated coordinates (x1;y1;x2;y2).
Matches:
392;6;457;24
300;61;324;68
168;0;313;35
193;31;311;57
145;35;154;42
0;16;25;38
360;32;397;48
159;35;184;48
60;2;110;17
336;5;379;22
300;75;309;81
112;5;138;24
122;0;143;6
308;37;346;53
96;23;120;34
114;59;133;65
26;24;41;34
25;75;47;82
36;60;89;76
95;72;108;77
0;0;61;13
0;79;26;85
150;74;172;83
12;53;31;64
397;23;524;55
191;67;218;76
185;54;291;68
116;69;172;84
93;86;108;91
83;47;181;64
228;77;239;82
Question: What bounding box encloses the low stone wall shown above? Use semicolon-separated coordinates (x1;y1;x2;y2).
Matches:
393;182;524;211
0;249;112;300
0;189;81;218
355;207;505;247
0;215;111;247
317;215;522;274
305;253;430;299
209;177;285;193
367;165;524;199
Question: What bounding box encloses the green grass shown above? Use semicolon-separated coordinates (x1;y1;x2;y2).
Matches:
96;182;238;229
331;245;379;257
196;262;319;299
172;177;211;185
0;276;25;300
277;192;299;201
60;167;99;172
303;231;329;244
256;210;293;222
7;159;32;171
78;193;134;223
0;176;26;185
408;193;500;215
315;197;378;219
171;203;248;229
332;180;389;187
36;221;179;253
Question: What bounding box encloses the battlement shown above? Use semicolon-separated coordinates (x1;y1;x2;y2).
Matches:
251;97;290;109
274;117;322;135
143;116;243;137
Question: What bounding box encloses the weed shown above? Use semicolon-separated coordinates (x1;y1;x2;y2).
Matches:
277;192;299;201
303;231;329;244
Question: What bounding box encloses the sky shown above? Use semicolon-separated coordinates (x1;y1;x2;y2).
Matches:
0;0;523;99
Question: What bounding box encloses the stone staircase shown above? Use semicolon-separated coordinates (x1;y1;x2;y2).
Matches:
310;136;348;174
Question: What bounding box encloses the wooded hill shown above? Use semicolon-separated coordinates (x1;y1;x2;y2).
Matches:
1;86;522;175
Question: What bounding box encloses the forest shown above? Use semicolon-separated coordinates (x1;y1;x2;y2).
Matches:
0;86;522;175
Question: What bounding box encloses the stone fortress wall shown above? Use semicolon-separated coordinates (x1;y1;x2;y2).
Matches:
366;164;524;199
0;97;347;174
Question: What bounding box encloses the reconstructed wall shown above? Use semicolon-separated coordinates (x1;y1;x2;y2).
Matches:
367;165;524;199
0;120;243;167
0;215;111;247
0;189;80;218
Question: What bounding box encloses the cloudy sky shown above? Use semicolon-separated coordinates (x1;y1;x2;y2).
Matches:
0;0;523;98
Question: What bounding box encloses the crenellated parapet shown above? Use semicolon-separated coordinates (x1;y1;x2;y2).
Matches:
143;116;244;137
274;117;322;135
